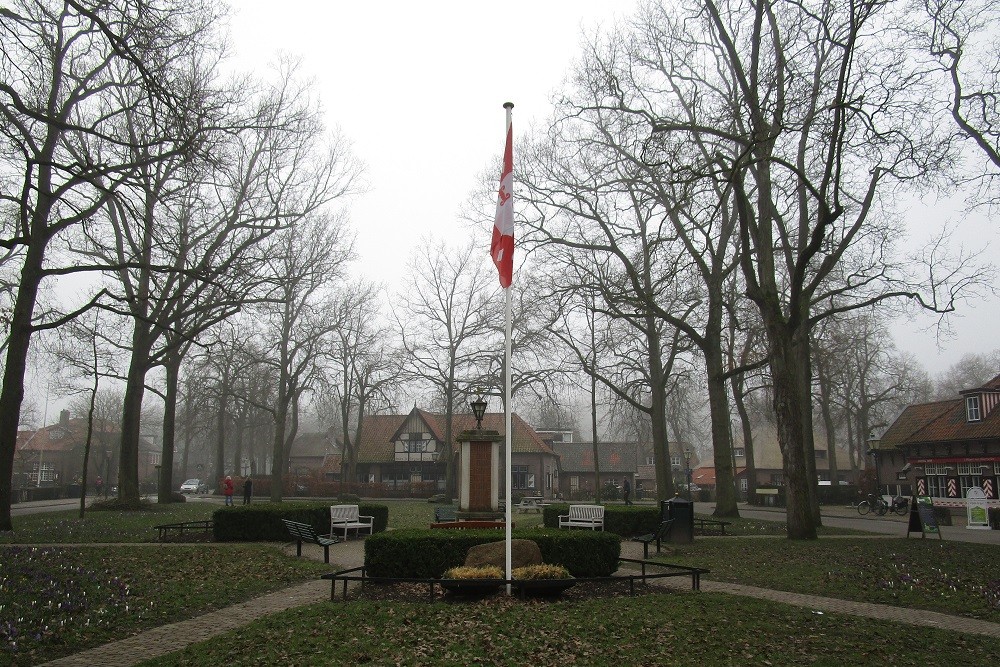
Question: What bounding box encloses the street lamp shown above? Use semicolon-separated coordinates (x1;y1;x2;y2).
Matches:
866;435;881;498
684;448;692;501
470;393;488;430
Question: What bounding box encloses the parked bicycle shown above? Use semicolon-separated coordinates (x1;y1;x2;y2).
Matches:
857;493;908;516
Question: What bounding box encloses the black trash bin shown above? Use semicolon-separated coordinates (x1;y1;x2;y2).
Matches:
661;496;694;544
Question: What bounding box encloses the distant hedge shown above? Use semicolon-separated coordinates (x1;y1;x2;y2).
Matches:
363;528;621;579
213;501;389;542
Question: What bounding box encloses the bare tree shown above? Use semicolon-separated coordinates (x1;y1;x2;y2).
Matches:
325;280;401;488
0;0;217;528
394;238;497;498
603;0;983;538
255;213;355;501
923;0;1000;205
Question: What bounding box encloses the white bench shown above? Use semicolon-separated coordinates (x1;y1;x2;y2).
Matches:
558;504;605;530
329;504;374;539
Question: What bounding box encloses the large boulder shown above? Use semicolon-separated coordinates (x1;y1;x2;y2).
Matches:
465;539;542;569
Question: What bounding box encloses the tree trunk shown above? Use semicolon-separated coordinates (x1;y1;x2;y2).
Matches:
118;331;154;504
769;326;818;540
705;337;739;517
0;237;46;530
647;325;675;501
158;357;181;503
731;372;756;500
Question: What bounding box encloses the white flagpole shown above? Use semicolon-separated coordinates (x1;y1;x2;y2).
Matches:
502;102;514;595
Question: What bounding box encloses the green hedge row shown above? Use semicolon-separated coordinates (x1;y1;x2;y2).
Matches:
363;528;621;578
541;503;661;537
213;501;389;541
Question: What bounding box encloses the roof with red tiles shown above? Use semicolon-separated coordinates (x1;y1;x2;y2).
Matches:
355;408;555;464
691;467;748;487
16;417;125;453
881;372;1000;447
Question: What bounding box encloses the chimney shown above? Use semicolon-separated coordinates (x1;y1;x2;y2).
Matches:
59;409;70;427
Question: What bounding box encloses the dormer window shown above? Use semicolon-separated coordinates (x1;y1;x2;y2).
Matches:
967;395;982;422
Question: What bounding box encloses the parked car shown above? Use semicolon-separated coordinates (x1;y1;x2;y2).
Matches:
179;478;202;494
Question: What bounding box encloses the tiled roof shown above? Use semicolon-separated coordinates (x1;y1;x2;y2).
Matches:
15;418;148;453
882;397;1000;447
550;442;638;473
355;409;555;464
290;430;338;457
692;467;747;487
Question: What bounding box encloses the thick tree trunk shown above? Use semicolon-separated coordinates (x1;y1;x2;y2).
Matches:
769;327;818;540
158;358;180;503
646;326;675;501
0;238;46;531
705;338;739;517
118;332;154;504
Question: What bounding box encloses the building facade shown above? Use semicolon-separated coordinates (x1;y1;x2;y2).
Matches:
352;407;560;499
875;372;1000;507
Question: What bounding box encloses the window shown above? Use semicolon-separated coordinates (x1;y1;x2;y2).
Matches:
814;450;827;460
32;462;55;483
740;478;748;491
402;439;427;453
733;448;745;458
513;465;535;490
770;473;784;486
967;395;982;422
646;456;655;466
670;455;681;467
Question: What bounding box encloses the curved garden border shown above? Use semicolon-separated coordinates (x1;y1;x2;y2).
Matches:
321;558;708;601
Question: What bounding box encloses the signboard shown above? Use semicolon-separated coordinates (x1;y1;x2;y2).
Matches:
755;488;779;495
915;477;927;496
966;487;990;530
907;496;942;540
946;477;960;498
983;477;996;500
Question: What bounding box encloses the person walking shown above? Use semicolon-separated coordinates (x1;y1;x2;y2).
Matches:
243;476;253;505
623;476;632;505
223;475;234;506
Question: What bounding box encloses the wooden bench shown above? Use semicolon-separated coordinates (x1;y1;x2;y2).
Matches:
330;504;374;540
558;504;605;530
633;519;675;558
281;519;340;563
434;506;457;523
154;520;213;541
694;518;731;535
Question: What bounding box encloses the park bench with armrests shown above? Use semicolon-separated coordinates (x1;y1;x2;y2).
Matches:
281;519;340;563
330;504;374;540
558;504;605;530
632;519;675;558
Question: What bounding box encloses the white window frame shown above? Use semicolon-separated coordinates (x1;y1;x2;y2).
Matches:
967;395;982;422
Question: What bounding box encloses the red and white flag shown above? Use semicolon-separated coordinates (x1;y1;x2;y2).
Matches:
491;119;514;288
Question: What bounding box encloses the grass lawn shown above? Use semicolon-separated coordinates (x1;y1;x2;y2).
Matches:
4;498;998;666
0;501;218;543
139;593;1000;667
0;544;330;665
660;537;1000;621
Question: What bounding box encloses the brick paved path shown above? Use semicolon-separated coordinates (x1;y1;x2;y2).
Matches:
37;537;1000;666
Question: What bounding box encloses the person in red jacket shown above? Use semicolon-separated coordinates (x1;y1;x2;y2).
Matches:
223;476;234;506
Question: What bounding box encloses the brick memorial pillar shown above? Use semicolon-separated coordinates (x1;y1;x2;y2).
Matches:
457;430;502;514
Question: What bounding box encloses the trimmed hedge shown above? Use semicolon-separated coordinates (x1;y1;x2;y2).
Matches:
363;528;621;578
213;501;389;541
542;503;660;537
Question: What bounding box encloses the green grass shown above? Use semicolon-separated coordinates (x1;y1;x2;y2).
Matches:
0;501;217;543
5;498;998;666
659;537;1000;620
0;544;330;665
139;593;1000;666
